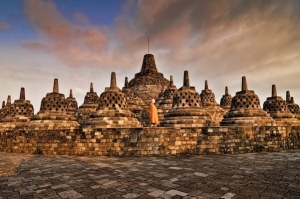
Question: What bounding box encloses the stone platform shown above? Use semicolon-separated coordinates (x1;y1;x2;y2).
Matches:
0;151;299;199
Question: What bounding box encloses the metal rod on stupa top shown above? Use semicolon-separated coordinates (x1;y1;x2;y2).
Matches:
170;75;173;86
125;77;129;88
205;80;208;90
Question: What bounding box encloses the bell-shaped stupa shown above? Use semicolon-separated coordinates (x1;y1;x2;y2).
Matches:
29;78;79;129
220;86;232;111
161;71;212;127
221;76;274;126
263;85;299;126
86;72;142;128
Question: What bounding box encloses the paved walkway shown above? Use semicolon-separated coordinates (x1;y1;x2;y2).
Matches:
0;151;299;199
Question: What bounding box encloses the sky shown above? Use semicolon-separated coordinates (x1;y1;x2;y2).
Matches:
0;0;300;113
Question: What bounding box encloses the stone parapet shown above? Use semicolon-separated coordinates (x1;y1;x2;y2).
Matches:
0;126;299;156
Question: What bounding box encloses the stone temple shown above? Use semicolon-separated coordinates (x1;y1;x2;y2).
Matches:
0;53;300;156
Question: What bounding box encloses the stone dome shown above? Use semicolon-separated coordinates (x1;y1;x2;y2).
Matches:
7;88;34;120
33;79;75;121
220;86;232;110
66;89;78;113
263;85;294;118
162;71;212;127
87;72;142;128
221;76;274;126
200;80;218;107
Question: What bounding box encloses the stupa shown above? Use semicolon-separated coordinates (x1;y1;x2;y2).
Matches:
29;79;79;129
157;76;178;121
78;83;100;123
66;89;78;119
200;80;225;125
0;88;34;129
221;76;274;126
220;86;232;112
127;54;169;104
86;72;142;128
0;96;12;121
122;77;148;126
263;85;299;126
286;91;300;119
161;71;212;127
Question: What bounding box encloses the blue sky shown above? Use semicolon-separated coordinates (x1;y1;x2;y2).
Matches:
0;0;300;112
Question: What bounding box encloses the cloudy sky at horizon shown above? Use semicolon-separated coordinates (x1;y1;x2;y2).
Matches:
0;0;300;113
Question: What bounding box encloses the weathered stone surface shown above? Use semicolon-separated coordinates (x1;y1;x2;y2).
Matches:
162;71;213;128
220;86;232;111
263;85;299;126
0;88;34;130
66;89;78;120
127;54;169;104
286;91;300;119
78;83;100;123
157;75;178;122
1;151;300;198
29;79;79;130
85;72;142;128
200;80;225;125
221;76;275;127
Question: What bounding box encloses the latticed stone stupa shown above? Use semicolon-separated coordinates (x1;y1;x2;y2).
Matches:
221;76;274;126
29;79;79;130
220;86;232;112
0;88;34;130
161;71;212;127
66;89;78;119
156;75;178;121
86;72;142;128
0;96;11;121
263;85;299;126
127;54;170;104
200;80;225;125
78;83;100;123
286;91;300;119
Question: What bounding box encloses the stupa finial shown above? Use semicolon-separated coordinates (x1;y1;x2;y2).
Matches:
205;80;208;90
225;86;228;95
2;101;5;108
53;78;59;93
124;77;129;88
20;87;25;100
69;89;73;98
272;84;277;97
242;76;248;91
286;91;291;101
183;70;190;87
170;75;174;86
291;97;295;104
90;83;94;93
110;72;117;88
7;95;11;106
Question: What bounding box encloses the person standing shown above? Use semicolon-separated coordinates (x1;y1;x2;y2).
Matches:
149;99;159;127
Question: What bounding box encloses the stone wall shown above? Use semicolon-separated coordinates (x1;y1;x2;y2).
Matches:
0;126;299;156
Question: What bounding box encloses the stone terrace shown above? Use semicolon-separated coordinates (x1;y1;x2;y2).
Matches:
0;151;299;199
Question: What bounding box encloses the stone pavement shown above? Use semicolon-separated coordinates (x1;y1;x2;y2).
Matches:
0;151;299;199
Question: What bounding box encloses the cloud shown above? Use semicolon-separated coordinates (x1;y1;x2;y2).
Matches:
0;21;10;30
20;0;300;104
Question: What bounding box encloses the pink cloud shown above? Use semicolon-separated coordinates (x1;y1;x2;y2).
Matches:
0;21;10;30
